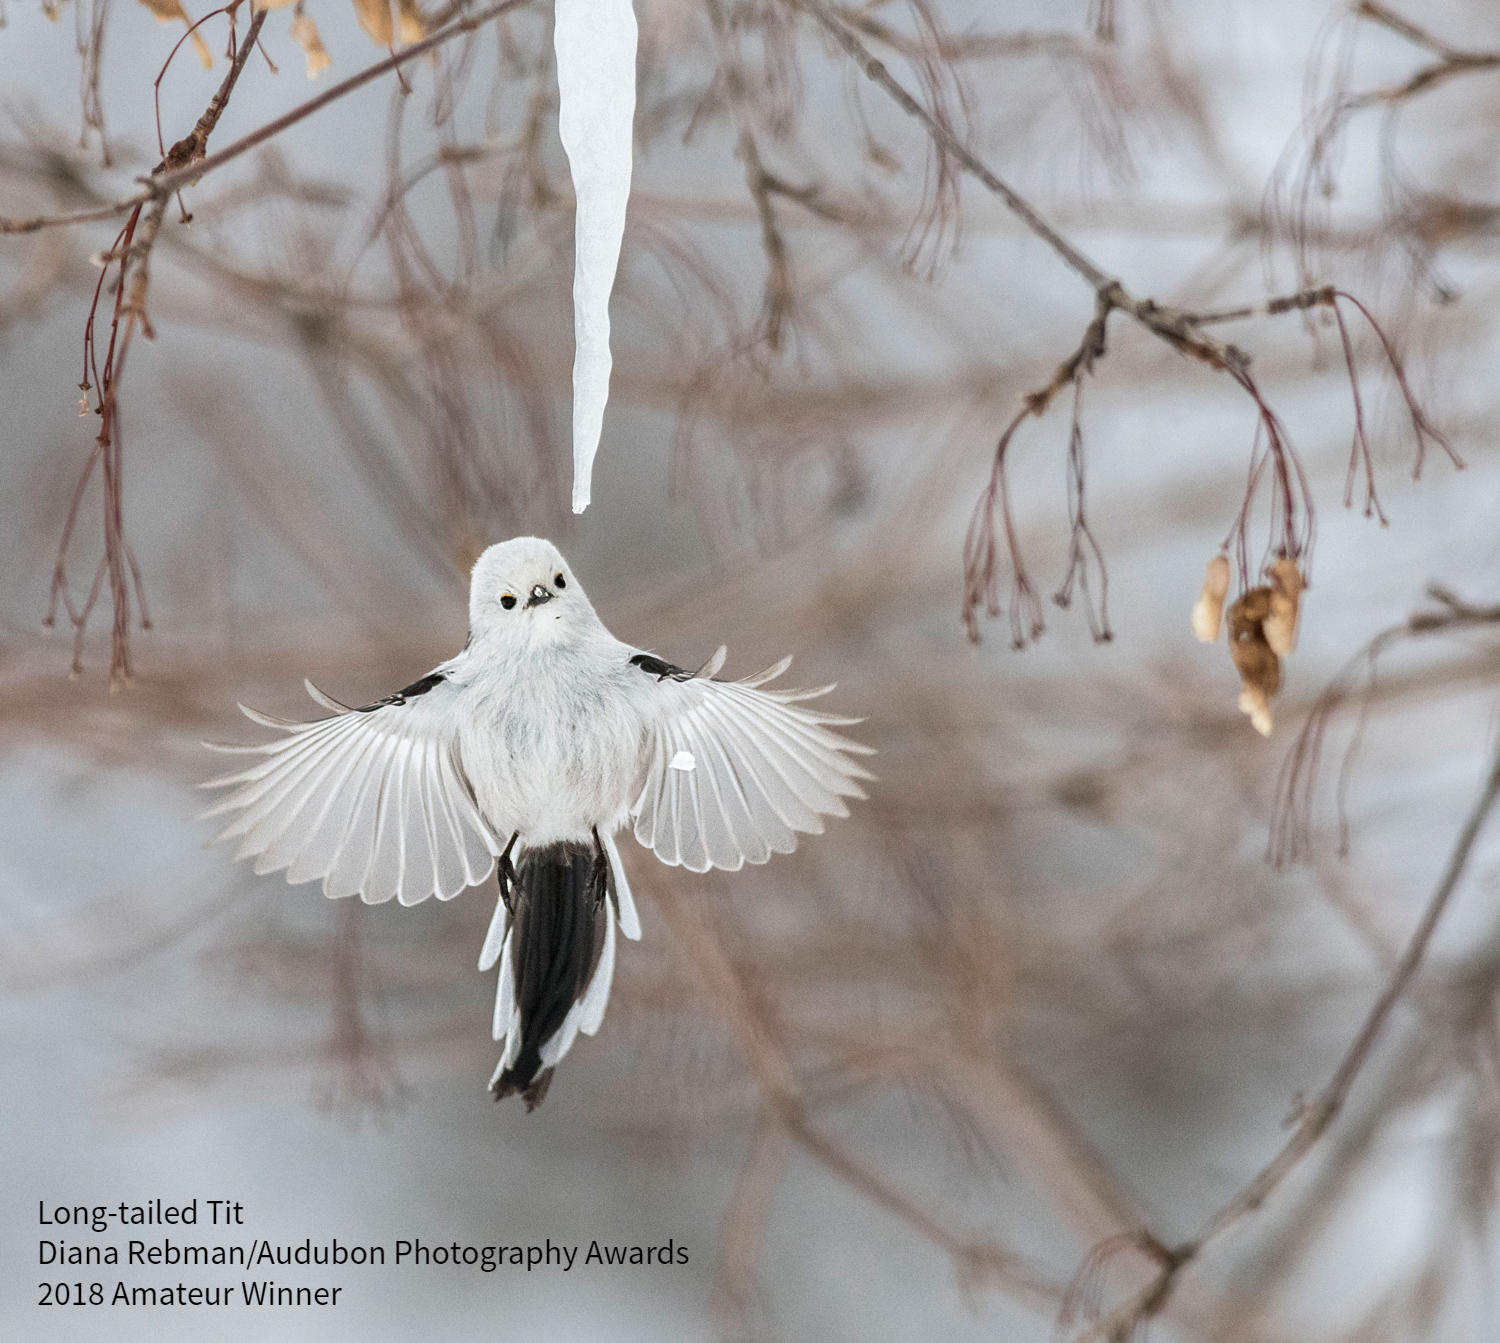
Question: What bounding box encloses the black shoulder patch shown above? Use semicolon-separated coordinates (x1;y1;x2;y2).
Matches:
629;652;692;682
357;671;446;712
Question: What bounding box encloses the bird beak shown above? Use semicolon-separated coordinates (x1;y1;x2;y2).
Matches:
525;584;555;608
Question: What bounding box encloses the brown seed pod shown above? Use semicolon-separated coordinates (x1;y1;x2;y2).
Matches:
1227;584;1272;638
1192;553;1232;643
1264;557;1305;657
1238;685;1274;737
290;12;332;79
1229;626;1281;699
1227;587;1282;735
137;0;214;66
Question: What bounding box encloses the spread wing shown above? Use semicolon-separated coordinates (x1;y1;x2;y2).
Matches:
629;648;874;873
201;674;503;905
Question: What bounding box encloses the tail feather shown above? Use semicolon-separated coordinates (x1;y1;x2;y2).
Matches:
601;830;642;941
488;838;620;1111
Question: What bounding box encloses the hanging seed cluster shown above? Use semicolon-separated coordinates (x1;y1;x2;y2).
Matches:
1193;555;1304;737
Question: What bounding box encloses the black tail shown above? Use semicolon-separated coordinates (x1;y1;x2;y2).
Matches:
490;838;609;1111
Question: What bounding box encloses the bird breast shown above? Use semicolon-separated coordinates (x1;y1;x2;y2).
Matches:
456;642;645;846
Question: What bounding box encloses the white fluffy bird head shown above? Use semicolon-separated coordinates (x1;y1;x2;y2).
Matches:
468;537;596;644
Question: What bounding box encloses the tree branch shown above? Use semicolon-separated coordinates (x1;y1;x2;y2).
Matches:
704;0;796;350
651;882;1063;1310
1073;730;1500;1341
1352;1;1500;104
0;0;535;236
794;0;1252;374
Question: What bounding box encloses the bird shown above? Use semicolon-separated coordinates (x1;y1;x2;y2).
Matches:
202;536;873;1110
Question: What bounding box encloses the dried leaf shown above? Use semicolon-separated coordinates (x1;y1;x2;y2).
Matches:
1227;586;1271;636
252;0;297;9
1238;685;1274;737
137;0;189;20
395;0;426;43
1229;628;1281;699
351;0;394;47
290;11;332;78
1264;607;1295;657
1264;557;1305;657
1227;586;1282;735
135;0;215;67
1191;553;1231;643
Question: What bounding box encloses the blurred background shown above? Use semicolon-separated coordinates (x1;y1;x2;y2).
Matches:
4;0;1500;1338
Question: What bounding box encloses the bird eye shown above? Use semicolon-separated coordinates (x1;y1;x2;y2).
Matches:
555;573;566;589
500;594;517;610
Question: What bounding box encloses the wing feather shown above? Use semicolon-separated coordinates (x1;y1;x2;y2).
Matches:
700;694;820;832
630;652;871;873
426;737;468;887
250;720;385;873
692;719;771;866
701;693;840;821
284;729;383;885
202;673;502;904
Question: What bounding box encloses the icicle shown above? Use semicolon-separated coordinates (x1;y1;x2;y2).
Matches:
554;0;638;513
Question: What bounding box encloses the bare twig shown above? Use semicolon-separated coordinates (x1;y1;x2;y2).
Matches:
703;0;796;350
652;883;1063;1310
713;1106;793;1315
1271;2;1500;290
1;0;536;236
1351;2;1500;105
0;195;158;236
29;0;540;680
1073;714;1500;1340
831;6;1106;66
794;1;1327;645
795;0;1249;372
45;3;270;682
1272;586;1499;864
798;1;1460;648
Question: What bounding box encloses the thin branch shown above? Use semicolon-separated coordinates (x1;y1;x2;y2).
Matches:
793;0;1406;651
1351;2;1500;104
1190;283;1337;326
0;195;157;236
1073;729;1500;1341
45;4;269;682
1272;586;1500;864
1270;2;1500;290
0;0;536;236
151;0;533;197
651;884;1062;1310
32;0;543;680
798;0;1106;287
1354;1;1459;59
713;1106;793;1315
795;0;1250;374
831;6;1106;66
704;0;796;350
